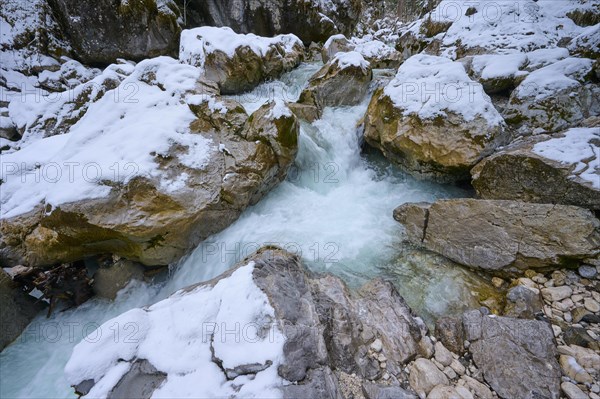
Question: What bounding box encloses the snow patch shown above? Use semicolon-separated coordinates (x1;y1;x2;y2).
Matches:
332;51;370;72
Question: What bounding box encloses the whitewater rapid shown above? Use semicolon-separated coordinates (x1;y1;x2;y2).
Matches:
1;63;476;398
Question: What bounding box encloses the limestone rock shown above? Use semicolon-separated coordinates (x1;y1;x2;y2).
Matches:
561;382;588;399
299;51;372;113
408;358;449;396
180;27;304;94
434;317;465;354
542;286;573;303
363;55;507;183
394;199;600;274
467;312;561;399
471;127;600;210
504;285;543;319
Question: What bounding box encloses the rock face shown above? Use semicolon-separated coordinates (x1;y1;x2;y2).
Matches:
175;0;362;45
65;247;431;398
299;51;372;113
465;311;561;399
363;54;507;183
180;26;304;94
0;269;46;350
48;0;181;64
0;58;299;268
394;199;600;274
472;127;600;210
503;57;599;132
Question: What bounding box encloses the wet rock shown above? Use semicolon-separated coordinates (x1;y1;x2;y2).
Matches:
299;51;372;113
408;358;449;397
394;199;600;275
0;269;46;350
471;128;600;210
49;0;181;64
92;259;145;300
180;27;304;94
467;312;561;399
363;54;507;183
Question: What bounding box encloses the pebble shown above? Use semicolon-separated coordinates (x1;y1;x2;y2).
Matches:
552;325;562;337
584;298;600;313
542;286;573;302
572;294;584;303
371;338;383;352
579;265;597;279
591;393;600;399
443;366;457;379
592;384;600;394
491;277;504;288
564;312;573;323
561;381;588;399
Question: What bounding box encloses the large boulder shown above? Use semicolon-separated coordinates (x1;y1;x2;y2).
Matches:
179;26;304;94
0;269;46;350
0;57;299;268
175;0;362;45
394;199;600;274
65;247;430;398
322;35;401;69
48;0;181;64
503;57;598;132
299;51;372;113
465;310;561;399
472;127;600;210
363;54;507;183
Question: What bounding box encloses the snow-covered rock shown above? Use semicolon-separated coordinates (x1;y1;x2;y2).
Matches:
504;57;599;131
321;34;355;63
0;57;300;267
37;58;101;92
299;51;372;115
65;246;433;398
322;35;402;68
472;127;600;210
363;54;507;182
180;27;304;94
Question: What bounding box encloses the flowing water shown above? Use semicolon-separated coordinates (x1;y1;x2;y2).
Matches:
0;63;494;398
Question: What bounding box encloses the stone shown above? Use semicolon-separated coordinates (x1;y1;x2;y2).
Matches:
491;277;505;288
561;382;588;399
92;259;145;300
584;298;600;313
564;327;600;351
505;285;543;319
49;0;181;64
363;55;507;183
0;87;300;268
503;58;599;132
560;355;593;383
108;359;166;399
322;34;355;63
434;342;453;367
460;375;493;399
0;269;46;350
419;336;435;359
579;265;598;279
542;286;574;303
299;51;372;113
434;317;465;354
426;385;463;399
362;381;418;399
408;358;449;397
449;359;465;376
371;339;383;352
472;128;600;210
559;344;600;371
468;314;561;399
180;27;304;94
394;199;600;274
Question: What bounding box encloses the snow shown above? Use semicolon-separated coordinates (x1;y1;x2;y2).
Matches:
65;262;286;399
180;27;302;69
268;98;293;119
332;51;370;72
0;57;215;219
532;127;600;189
324;34;347;49
401;0;597;58
353;39;397;60
525;48;570;71
383;54;504;126
512;57;594;101
471;53;528;80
